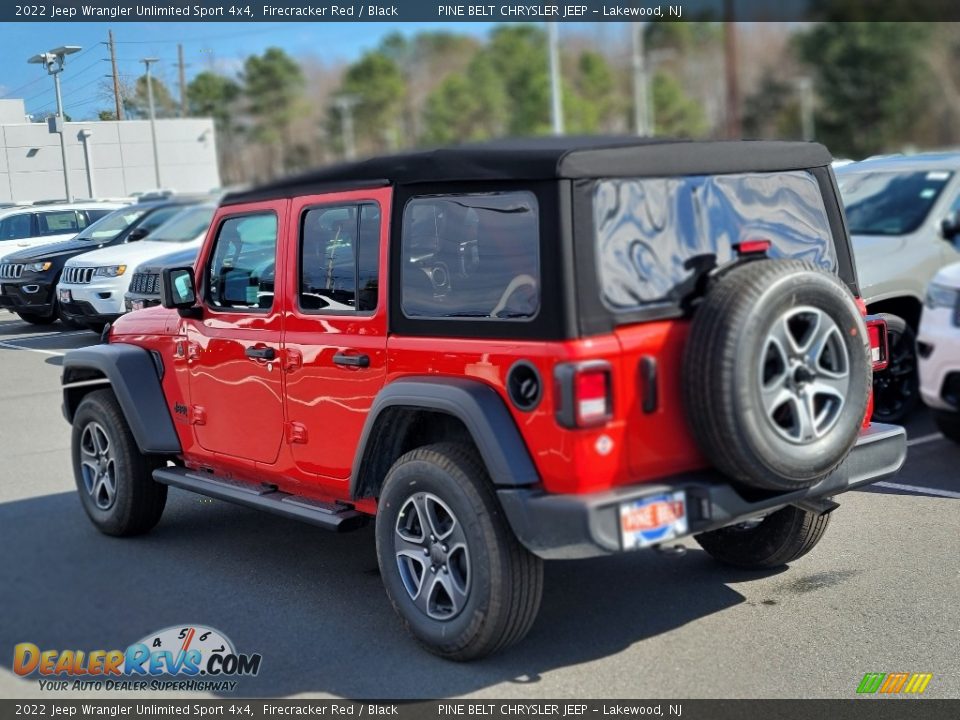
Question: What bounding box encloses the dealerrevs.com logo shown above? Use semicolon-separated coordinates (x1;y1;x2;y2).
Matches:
13;625;262;692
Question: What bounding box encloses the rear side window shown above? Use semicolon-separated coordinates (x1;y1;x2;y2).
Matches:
299;203;381;313
0;213;32;240
38;210;80;235
401;192;540;320
594;171;835;311
206;213;278;311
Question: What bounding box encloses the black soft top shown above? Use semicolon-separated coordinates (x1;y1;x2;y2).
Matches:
222;137;832;205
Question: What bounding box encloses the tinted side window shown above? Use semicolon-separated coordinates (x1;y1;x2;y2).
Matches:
206;213;278;311
299;203;380;313
401;192;540;320
38;210;80;235
0;214;33;240
84;208;114;225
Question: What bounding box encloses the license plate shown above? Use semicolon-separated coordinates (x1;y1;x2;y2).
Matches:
620;492;688;550
131;299;145;311
58;288;71;303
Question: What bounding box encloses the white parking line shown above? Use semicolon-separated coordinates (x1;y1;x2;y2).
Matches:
0;339;64;357
874;481;960;499
906;432;945;447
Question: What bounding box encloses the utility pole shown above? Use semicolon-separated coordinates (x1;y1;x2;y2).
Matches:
28;46;81;202
177;44;187;118
548;21;563;135
108;30;123;120
141;57;162;188
723;0;741;139
631;23;649;135
797;76;815;141
334;95;359;160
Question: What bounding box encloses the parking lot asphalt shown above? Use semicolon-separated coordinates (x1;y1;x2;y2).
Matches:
0;311;957;700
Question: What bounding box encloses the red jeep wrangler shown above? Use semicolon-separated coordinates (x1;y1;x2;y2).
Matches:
62;137;906;660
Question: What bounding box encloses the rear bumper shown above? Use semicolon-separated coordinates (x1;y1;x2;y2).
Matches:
498;423;907;559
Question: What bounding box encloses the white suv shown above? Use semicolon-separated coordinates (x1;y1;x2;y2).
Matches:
918;262;960;442
57;204;215;329
0;202;124;255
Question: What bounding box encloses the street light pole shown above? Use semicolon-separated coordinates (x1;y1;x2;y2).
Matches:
28;46;81;202
141;58;162;188
548;21;563;135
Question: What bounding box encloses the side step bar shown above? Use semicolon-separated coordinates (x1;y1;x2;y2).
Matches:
153;467;368;532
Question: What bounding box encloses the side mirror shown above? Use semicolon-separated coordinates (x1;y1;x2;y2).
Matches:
941;212;960;241
127;227;149;242
160;267;197;311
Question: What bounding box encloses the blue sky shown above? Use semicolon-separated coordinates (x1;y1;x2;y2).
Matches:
0;22;501;120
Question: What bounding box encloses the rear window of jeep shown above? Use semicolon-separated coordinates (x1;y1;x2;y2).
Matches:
401;192;540;320
594;171;836;311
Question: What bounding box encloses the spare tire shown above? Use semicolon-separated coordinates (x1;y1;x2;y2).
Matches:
682;259;870;492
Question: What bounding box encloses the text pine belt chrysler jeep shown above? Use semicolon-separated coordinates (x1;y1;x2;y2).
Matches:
62;138;907;660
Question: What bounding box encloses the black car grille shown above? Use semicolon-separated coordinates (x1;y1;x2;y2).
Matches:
0;264;23;280
130;272;161;295
62;266;95;284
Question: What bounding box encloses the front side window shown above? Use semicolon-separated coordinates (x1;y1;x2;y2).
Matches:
594;171;835;311
839;170;953;236
38;210;81;235
206;213;278;311
299;203;381;313
401;192;540;320
0;213;32;241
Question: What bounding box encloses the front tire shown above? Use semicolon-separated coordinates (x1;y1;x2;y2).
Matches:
932;409;960;444
871;313;918;424
375;442;543;661
16;311;56;325
71;389;167;536
695;505;831;569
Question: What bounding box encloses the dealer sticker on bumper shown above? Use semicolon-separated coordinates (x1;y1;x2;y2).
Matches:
620;491;688;550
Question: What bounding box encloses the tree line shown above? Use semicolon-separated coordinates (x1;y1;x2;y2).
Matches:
99;22;960;184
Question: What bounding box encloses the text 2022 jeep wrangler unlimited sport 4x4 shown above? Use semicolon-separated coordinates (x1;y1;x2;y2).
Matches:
62;137;906;660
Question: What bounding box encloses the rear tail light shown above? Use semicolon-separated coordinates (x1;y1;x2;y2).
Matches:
555;361;613;428
865;315;889;372
734;239;771;256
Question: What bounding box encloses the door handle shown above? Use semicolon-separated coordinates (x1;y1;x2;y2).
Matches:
333;352;370;368
245;346;276;361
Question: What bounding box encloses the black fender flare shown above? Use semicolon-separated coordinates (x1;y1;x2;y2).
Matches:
62;343;181;455
350;377;539;496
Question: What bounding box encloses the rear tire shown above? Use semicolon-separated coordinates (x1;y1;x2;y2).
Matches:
932;409;960;444
16;311;55;325
375;442;543;661
71;389;167;536
695;505;831;569
870;314;918;424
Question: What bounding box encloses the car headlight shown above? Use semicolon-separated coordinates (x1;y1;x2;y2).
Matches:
26;261;52;273
94;265;127;277
925;282;960;310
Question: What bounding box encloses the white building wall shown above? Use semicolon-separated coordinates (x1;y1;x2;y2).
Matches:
0;118;220;202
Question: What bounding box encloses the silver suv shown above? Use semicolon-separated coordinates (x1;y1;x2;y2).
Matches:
836;153;960;422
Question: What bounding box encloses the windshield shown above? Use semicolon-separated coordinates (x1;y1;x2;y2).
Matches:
148;206;215;243
75;208;147;242
839;170;953;236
